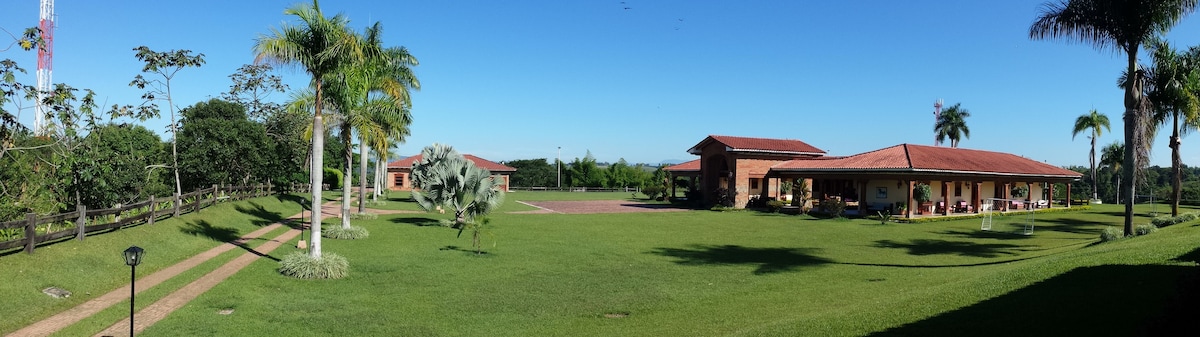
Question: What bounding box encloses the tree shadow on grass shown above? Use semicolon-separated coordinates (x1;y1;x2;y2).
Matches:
390;216;441;227
649;244;833;275
234;201;287;227
873;239;1031;258
439;245;493;257
936;229;1034;241
868;264;1198;337
181;219;241;243
179;220;282;261
274;194;310;210
1035;218;1105;235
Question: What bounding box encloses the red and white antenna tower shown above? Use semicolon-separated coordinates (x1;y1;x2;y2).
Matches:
933;98;943;146
35;0;54;135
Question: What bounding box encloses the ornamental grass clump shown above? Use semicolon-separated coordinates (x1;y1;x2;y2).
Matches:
1100;227;1125;242
1135;224;1159;236
323;225;370;239
350;212;378;220
279;252;349;279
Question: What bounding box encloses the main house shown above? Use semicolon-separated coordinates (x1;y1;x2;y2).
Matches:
667;135;1082;218
386;154;517;192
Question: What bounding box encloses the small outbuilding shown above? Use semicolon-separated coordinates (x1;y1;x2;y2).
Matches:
386;154;517;192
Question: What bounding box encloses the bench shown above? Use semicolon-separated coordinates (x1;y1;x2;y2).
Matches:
866;202;891;214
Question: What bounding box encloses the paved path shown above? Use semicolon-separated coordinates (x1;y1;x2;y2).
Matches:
7;200;356;337
93;225;303;337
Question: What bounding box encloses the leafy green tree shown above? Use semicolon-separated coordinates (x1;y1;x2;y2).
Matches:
125;46;206;203
77;124;169;209
255;0;357;258
934;103;970;147
567;151;605;187
177;99;270;190
506;159;555;187
1031;0;1197;235
1072;109;1111;202
222;63;288;122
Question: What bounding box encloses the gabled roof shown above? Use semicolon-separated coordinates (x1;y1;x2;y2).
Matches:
388;154;517;173
664;159;700;172
771;144;1081;179
687;135;826;156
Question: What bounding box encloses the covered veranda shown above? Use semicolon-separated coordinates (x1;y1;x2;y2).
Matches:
766;144;1082;218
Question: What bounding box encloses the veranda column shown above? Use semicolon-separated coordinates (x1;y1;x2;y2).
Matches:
1066;183;1072;207
942;181;952;216
1048;182;1056;209
859;180;868;214
972;181;982;213
1002;182;1011;211
906;180;914;218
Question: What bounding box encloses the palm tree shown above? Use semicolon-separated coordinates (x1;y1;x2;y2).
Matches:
254;0;357;258
934;103;970;147
1071;109;1111;202
411;144;505;232
325;23;419;228
1144;39;1200;216
1030;0;1197;236
1101;141;1125;203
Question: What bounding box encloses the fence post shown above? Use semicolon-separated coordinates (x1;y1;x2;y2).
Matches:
24;213;36;254
148;195;156;226
75;205;85;241
174;192;182;217
211;184;219;208
114;203;122;224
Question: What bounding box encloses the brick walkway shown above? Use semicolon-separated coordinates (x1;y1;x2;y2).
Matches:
6;200;362;337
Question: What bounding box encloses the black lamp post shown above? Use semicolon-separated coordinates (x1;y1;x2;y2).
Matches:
123;246;144;336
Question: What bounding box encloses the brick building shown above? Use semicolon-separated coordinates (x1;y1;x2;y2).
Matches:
669;135;1082;217
386;154;517;192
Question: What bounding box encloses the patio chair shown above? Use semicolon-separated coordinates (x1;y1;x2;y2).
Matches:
956;201;972;213
936;201;946;214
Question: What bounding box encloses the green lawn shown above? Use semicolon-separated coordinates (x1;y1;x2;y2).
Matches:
124;202;1200;336
364;190;655;213
0;194;306;334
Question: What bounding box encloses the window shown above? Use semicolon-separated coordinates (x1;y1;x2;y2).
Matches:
394;174;405;187
954;182;962;197
750;178;759;189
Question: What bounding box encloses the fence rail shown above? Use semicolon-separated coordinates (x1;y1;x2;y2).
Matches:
0;183;302;255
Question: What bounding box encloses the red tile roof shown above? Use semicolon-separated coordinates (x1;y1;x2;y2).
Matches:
772;144;1081;179
664;159;700;172
687;135;826;156
388;154;517;172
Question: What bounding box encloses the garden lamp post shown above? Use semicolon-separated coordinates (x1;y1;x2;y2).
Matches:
123;246;144;336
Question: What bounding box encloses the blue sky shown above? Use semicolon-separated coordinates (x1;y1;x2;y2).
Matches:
5;1;1200;167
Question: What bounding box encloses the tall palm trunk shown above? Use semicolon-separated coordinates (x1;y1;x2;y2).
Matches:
341;127;353;229
1171;112;1182;216
1090;135;1097;201
1122;50;1139;237
310;83;325;258
358;137;368;213
373;153;383;201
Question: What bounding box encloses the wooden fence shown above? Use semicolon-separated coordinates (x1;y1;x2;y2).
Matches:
0;183;288;255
